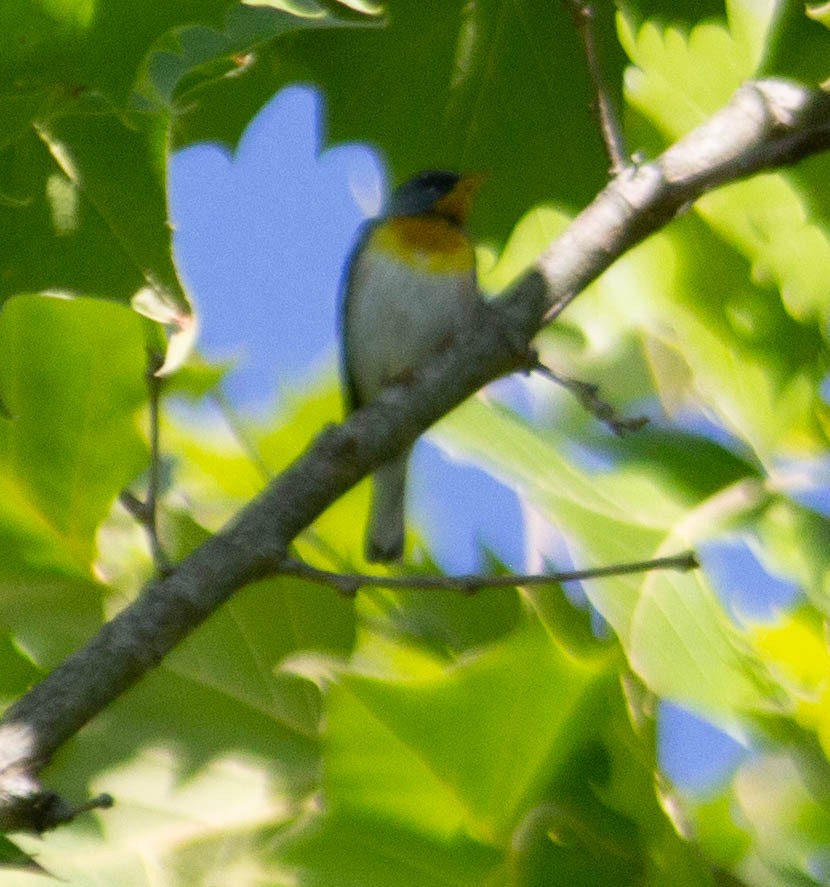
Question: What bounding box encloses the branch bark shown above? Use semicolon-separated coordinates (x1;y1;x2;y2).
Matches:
2;78;830;832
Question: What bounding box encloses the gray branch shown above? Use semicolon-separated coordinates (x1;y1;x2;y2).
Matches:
280;552;698;596
2;79;830;832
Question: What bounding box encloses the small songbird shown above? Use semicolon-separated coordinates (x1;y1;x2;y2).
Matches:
340;170;484;562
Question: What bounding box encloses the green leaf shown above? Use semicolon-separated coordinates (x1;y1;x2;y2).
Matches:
284;813;502;887
0;631;43;706
38;106;189;312
166;576;355;739
0;128;144;306
281;613;620;884
0;296;147;571
734;752;830;881
0;835;48;875
163;357;228;400
0;101;196;370
807;1;830;29
760;0;830;83
753;496;830;616
282;607;724;885
619;5;762;143
138;1;360;113
336;616;617;842
482;182;829;462
0;1;364;373
13;681;309;884
620;3;830;336
0;0;235;107
644;217;827;458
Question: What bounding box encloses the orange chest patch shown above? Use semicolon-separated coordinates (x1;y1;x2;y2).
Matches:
368;216;475;273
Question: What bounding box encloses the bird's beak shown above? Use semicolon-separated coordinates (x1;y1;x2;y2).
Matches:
435;172;489;223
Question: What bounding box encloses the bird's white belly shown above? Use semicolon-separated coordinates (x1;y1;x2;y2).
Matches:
346;250;477;403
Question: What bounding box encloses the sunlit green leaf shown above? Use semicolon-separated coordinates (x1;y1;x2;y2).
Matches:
334;615;617;842
0;296;147;570
808;0;830;29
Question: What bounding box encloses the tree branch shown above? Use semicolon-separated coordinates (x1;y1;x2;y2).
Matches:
566;0;629;174
280;552;698;597
2;78;830;832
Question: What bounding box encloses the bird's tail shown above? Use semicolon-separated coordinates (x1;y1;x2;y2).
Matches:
365;452;409;562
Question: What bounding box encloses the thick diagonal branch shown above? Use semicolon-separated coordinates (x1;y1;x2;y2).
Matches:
2;78;830;832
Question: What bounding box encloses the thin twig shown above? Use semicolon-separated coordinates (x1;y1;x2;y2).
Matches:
535;362;648;435
11;789;115;835
566;0;629;175
145;350;166;566
280;551;698;598
211;388;273;483
119;349;170;575
47;793;114;830
118;489;146;522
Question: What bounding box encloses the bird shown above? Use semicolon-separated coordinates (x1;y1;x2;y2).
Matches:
340;169;485;562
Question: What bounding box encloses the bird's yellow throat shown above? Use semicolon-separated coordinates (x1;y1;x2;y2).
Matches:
368;216;476;274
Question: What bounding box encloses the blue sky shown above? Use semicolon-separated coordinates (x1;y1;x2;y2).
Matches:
169;85;378;403
168;84;803;796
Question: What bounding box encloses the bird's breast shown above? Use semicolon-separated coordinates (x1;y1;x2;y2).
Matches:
368;216;475;273
344;241;478;403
